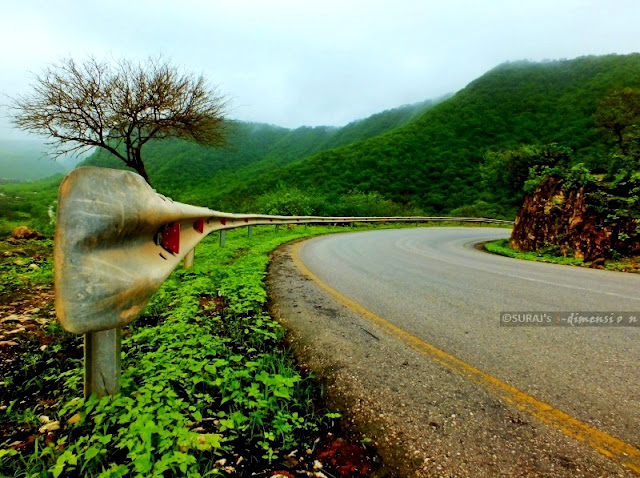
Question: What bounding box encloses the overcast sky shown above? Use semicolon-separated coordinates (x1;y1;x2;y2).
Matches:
1;0;640;140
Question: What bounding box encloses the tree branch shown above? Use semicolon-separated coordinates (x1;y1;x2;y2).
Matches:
11;56;228;184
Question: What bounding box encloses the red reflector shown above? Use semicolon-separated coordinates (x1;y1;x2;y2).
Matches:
221;219;226;225
244;218;249;223
193;218;204;233
161;223;180;254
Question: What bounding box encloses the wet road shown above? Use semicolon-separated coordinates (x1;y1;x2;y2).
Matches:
296;227;640;456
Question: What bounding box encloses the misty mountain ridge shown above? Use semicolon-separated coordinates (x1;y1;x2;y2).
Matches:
82;97;441;194
186;53;640;216
7;53;640;220
0;139;86;182
1;97;438;183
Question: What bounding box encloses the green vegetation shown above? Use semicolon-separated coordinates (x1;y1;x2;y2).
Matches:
0;176;62;237
81;99;439;209
481;143;572;210
78;54;640;218
0;99;437;236
8;55;640;223
484;239;586;266
252;188;426;217
3;54;640;241
1;226;356;477
0;240;54;295
180;54;640;216
485;85;639;261
484;239;639;272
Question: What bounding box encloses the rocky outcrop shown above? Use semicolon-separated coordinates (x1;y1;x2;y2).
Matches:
510;177;639;261
11;226;45;241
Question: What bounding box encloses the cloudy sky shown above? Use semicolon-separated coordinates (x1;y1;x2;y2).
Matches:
1;0;640;140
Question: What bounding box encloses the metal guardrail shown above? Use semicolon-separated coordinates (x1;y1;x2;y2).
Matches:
54;167;513;397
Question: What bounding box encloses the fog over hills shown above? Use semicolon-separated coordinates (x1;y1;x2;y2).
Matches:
0;139;85;182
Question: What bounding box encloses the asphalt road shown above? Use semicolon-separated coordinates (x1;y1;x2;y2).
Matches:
296;227;640;463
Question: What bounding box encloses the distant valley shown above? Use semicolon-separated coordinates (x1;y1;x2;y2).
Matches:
0;139;83;182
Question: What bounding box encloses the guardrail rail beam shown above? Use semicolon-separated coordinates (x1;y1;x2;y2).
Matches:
54;167;513;397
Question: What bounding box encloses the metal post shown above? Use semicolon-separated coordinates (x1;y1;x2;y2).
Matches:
219;229;226;247
275;224;280;233
184;248;195;269
248;225;253;239
84;328;121;398
304;223;308;230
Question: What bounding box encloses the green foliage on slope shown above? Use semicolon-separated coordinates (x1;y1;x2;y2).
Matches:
7;54;640;223
0;227;348;477
82;100;437;201
0;176;62;236
205;54;640;217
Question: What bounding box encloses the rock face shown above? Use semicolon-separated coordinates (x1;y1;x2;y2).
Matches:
11;226;44;241
510;177;640;261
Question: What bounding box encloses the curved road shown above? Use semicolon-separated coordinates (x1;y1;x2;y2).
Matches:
295;227;640;472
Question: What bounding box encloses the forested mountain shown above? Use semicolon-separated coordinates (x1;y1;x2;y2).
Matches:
72;53;640;218
4;54;640;237
82;99;438;195
195;54;640;216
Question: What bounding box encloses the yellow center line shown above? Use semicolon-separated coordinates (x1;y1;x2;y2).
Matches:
291;241;640;474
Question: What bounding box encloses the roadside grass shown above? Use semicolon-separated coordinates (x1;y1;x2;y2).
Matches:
484;238;640;273
1;226;353;477
0;177;61;238
1;222;512;477
0;239;54;297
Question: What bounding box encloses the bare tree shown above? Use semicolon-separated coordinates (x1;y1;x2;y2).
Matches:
11;57;227;184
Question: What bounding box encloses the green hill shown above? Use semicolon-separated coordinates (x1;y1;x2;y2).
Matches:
202;54;640;216
82;99;438;198
12;53;640;225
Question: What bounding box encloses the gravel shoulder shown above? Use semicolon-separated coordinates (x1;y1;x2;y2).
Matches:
267;240;634;478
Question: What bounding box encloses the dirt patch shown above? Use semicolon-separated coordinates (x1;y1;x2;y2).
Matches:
0;239;57;382
0;286;56;376
0;239;84;454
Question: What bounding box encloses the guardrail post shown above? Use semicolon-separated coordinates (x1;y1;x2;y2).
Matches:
183;248;195;269
220;230;226;247
248;225;253;239
275;224;280;233
85;327;121;398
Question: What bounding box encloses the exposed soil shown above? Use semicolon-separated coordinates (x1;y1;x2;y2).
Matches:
0;240;59;386
511;176;640;261
0;286;56;377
